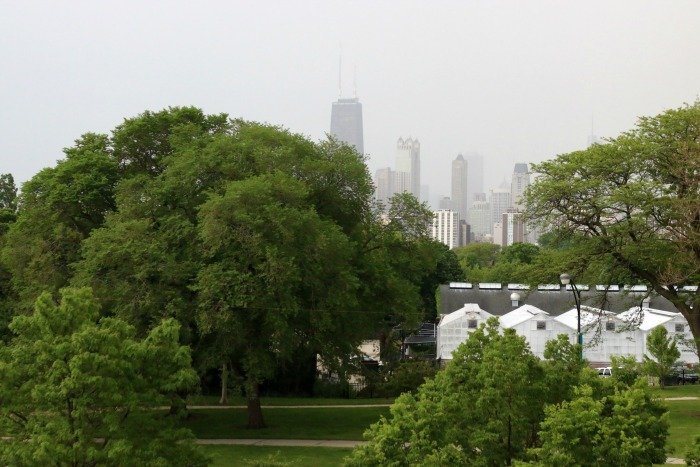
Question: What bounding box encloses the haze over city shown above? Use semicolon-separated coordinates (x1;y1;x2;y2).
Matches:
2;1;699;207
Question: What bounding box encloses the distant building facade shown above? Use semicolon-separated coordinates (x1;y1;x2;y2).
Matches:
465;152;483;207
489;186;512;233
451;154;468;221
330;97;364;154
468;196;491;240
431;209;460;249
510;163;530;210
396;137;421;199
374;167;395;207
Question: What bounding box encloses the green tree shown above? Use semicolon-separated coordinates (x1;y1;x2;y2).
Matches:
643;325;680;387
0;173;17;211
687;436;700;466
531;383;668;466
525;102;700;352
541;334;585;405
0;288;206;466
346;319;546;466
1;134;117;310
419;241;464;321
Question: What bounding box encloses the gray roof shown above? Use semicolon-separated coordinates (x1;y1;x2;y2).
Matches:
439;283;682;317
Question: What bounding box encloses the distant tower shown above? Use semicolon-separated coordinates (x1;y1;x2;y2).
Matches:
465;152;483;205
395;137;421;199
490;182;512;233
374;167;395;207
330;98;364;154
468;197;491;240
451;154;468;221
510;163;530;210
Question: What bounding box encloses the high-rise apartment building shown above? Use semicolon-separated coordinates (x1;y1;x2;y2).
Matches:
490;186;512;232
468;197;491;240
451;154;468;221
510;163;530;210
396;137;420;199
431;210;460;249
330;98;364;154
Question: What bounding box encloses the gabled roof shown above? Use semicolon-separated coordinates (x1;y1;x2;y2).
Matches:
499;305;549;328
617;307;682;331
439;303;490;327
439;283;681;317
553;307;616;330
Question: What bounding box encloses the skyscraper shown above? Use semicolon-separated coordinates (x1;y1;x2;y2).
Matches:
330;97;364;154
490;185;512;233
468;197;491;240
510;163;530;210
451;154;468;221
465;152;483;206
396;137;420;199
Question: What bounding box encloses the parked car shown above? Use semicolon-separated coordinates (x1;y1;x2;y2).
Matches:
597;367;612;377
663;366;699;385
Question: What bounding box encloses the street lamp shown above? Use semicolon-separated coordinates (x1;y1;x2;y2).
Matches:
560;273;583;360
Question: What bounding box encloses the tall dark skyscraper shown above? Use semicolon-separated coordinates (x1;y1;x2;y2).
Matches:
330;97;364;154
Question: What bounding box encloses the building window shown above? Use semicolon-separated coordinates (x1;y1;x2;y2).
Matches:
675;323;684;333
467;319;478;329
536;320;546;330
605;321;615;331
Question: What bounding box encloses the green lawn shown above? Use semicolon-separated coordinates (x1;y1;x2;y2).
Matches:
187;395;394;406
651;383;700;399
665;398;700;457
201;445;351;467
182;407;389;440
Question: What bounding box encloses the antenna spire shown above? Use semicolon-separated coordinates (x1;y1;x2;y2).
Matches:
338;44;343;98
353;65;357;98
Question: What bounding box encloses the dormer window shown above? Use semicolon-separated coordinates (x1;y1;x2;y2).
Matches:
467;319;478;329
605;321;615;331
675;323;684;333
536;321;546;330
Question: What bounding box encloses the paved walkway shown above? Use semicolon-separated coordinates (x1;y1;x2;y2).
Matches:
187;404;391;409
196;439;365;448
663;396;698;401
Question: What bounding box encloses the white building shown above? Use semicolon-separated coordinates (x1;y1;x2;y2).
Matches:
374;167;394;207
396;137;421;199
499;305;571;358
617;307;698;364
431;210;460;249
437;304;494;360
554;307;642;365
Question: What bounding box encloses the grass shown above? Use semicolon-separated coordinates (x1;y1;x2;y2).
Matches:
187;395;394;406
200;445;351;467
665;398;700;457
650;383;700;399
182;407;389;440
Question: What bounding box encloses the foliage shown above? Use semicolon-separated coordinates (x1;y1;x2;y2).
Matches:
347;322;670;466
643;325;681;387
0;288;206;466
419;242;463;320
610;354;643;387
525;101;700;352
530;382;668;466
687;436;700;466
0;173;17;211
346;319;546;466
376;360;437;397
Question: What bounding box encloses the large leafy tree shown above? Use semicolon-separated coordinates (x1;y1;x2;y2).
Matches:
525;102;700;352
0;288;205;466
71;112;436;428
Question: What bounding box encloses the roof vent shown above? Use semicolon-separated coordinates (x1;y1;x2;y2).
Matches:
449;282;472;289
510;292;520;307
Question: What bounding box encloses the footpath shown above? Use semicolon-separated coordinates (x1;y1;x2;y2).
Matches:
188;401;693;464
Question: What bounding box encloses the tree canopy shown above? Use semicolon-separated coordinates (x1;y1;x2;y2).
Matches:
525;102;700;352
346;320;668;466
0;288;205;466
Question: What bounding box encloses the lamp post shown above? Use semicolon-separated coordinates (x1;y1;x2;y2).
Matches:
560;273;583;360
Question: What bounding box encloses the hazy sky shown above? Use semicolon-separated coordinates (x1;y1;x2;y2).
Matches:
2;1;699;207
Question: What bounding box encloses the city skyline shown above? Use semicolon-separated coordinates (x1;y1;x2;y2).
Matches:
2;2;699;199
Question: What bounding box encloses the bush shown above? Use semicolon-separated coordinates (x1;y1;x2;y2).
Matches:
687;436;700;466
377;360;437;397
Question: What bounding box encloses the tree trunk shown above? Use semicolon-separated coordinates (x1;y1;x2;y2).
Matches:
219;363;228;405
685;306;700;357
246;381;266;429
